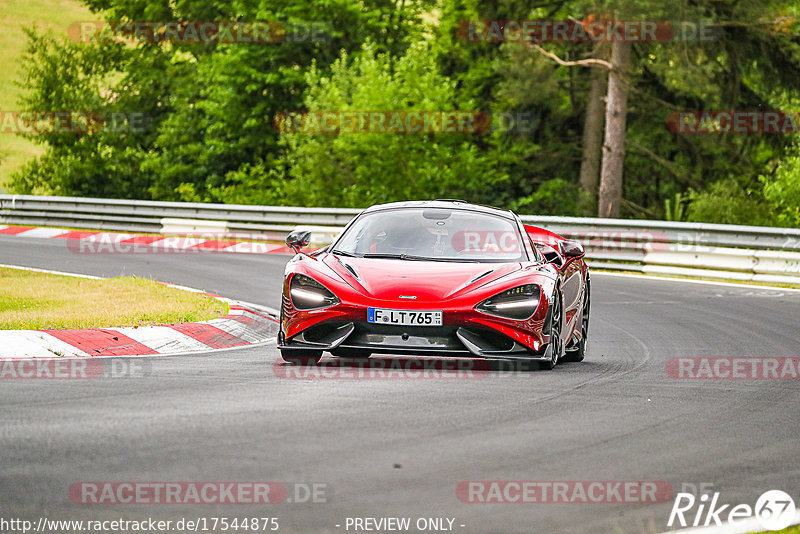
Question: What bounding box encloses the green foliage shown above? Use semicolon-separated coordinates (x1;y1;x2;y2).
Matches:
10;0;428;201
6;0;800;227
9;28;166;197
140;0;425;201
512;178;578;216
619;0;800;219
664;193;687;222
259;41;505;207
686;178;777;227
761;143;800;227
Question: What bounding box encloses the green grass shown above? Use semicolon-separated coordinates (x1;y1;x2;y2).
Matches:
0;0;99;191
0;266;228;329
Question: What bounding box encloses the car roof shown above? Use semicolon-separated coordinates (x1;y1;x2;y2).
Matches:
362;200;516;219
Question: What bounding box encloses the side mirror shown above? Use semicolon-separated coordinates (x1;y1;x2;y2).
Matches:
534;242;563;266
286;230;312;253
559;240;585;260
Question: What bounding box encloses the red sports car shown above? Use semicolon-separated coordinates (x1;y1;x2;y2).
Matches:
277;200;590;370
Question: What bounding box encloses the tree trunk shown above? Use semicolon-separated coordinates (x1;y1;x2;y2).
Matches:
597;39;631;219
578;64;607;201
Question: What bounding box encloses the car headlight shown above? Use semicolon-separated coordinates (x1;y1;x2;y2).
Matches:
477;284;540;320
290;274;339;310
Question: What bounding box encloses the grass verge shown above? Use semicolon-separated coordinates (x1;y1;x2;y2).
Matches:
0;267;228;329
0;0;99;191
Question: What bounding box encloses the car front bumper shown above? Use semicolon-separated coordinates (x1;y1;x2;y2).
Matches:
278;320;553;361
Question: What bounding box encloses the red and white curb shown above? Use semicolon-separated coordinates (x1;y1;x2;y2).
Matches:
0;266;278;359
0;224;300;255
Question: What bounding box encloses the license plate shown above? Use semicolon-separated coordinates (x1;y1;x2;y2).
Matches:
368;308;443;326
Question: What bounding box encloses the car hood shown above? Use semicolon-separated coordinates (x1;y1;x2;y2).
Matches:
322;255;523;301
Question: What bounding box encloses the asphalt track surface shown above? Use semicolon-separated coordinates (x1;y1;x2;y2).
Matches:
1;234;799;534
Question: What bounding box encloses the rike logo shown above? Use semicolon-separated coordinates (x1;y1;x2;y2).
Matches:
668;489;796;530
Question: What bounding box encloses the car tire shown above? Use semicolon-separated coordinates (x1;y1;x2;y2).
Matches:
563;279;589;363
539;291;563;370
278;306;322;365
280;350;322;365
330;348;372;359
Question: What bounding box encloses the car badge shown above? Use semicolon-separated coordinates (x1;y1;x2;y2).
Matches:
399;295;417;299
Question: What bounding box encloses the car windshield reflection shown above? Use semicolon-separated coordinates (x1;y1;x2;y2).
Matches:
331;207;526;262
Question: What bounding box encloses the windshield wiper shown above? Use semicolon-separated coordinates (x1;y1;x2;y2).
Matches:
363;253;435;260
362;253;411;259
330;249;361;257
362;253;478;262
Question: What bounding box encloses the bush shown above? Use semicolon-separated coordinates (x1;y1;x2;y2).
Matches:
261;41;506;207
511;178;579;216
761;145;800;228
686;178;777;227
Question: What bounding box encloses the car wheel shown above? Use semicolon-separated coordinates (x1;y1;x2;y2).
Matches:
563;280;589;363
540;291;562;370
280;350;322;365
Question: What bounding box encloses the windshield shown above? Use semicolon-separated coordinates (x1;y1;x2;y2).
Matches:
331;207;527;262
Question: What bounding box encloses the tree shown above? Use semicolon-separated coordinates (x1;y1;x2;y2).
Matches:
260;41;505;207
12;0;429;200
10;29;170;197
597;38;631;218
9;0;800;228
523;41;612;215
579;53;607;208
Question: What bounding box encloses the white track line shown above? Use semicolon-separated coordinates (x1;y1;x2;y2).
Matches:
658;508;800;534
593;271;800;293
0;264;103;280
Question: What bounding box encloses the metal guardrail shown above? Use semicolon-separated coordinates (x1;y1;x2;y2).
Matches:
518;216;800;283
0;195;360;235
2;194;800;284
